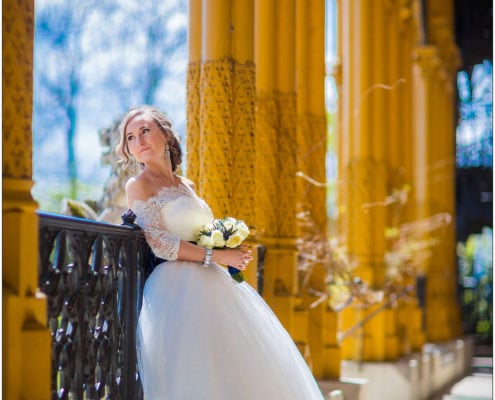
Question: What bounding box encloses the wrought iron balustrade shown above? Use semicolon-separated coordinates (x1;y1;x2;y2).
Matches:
38;210;156;400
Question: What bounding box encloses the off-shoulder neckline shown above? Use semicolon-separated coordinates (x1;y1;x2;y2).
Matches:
132;180;193;209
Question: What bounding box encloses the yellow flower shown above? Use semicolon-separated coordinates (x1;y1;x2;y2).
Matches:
211;230;226;247
226;233;242;248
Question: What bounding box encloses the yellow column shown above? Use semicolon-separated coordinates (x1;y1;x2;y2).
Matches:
430;0;462;340
340;0;388;287
295;0;327;233
402;0;416;226
255;0;310;355
230;0;256;225
3;1;51;399
230;0;258;287
338;0;392;361
433;69;458;342
412;46;451;342
273;0;301;339
254;0;278;243
295;0;312;216
398;0;428;353
442;58;462;339
417;0;461;341
255;0;282;302
186;0;202;186
296;0;340;378
198;0;233;215
188;0;258;287
386;0;427;356
388;0;406;358
412;0;461;342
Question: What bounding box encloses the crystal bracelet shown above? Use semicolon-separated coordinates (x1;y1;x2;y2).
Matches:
202;247;213;268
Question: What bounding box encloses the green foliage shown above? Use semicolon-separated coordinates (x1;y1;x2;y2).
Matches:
457;226;493;343
32;179;103;214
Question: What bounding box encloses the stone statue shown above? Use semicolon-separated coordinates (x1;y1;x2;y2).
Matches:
59;114;132;224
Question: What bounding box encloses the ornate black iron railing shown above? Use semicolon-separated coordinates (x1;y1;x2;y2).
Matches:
38;210;155;400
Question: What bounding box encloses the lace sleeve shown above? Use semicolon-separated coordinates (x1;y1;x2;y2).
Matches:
132;198;180;261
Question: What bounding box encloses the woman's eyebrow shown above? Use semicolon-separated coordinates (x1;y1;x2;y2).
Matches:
127;125;147;136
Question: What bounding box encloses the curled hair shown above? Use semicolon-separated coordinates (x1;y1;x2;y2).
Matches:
115;105;182;172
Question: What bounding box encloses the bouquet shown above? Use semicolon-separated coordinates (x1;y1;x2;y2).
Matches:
197;217;250;283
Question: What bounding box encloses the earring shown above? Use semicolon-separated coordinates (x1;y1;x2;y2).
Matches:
164;144;171;162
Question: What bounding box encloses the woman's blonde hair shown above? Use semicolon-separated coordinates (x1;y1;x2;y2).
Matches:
115;105;182;172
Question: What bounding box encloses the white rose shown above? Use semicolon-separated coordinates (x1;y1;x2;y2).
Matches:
198;234;213;248
236;221;250;239
222;219;234;231
211;230;226;247
226;233;242;248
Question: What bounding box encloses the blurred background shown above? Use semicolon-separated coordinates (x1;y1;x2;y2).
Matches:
31;0;492;353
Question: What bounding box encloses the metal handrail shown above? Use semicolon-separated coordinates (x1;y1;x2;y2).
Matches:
37;210;155;400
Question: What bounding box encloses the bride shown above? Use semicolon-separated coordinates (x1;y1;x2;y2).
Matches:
116;105;325;400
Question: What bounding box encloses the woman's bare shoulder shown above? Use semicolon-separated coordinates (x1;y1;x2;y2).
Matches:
125;176;154;208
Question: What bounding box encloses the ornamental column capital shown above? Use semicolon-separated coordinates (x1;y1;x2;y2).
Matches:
3;0;35;180
429;14;461;77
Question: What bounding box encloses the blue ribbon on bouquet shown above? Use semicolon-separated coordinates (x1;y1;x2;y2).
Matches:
227;265;245;283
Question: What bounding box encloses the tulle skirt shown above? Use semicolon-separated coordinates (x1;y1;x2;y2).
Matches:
137;261;325;400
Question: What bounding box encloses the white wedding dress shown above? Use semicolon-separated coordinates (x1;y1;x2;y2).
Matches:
133;182;325;400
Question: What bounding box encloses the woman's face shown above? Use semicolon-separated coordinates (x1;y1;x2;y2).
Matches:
125;115;167;164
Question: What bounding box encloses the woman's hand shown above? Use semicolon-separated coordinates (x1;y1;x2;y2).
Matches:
212;245;253;270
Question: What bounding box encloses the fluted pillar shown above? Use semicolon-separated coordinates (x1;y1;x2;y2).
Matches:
392;0;427;354
338;0;395;361
412;0;461;341
231;0;256;223
296;0;340;378
198;0;233;214
412;45;459;342
429;0;462;340
3;0;51;398
255;0;312;357
186;0;257;286
186;0;202;186
256;1;298;350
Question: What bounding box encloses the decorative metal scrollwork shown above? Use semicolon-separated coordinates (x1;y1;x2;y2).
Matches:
38;212;153;400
